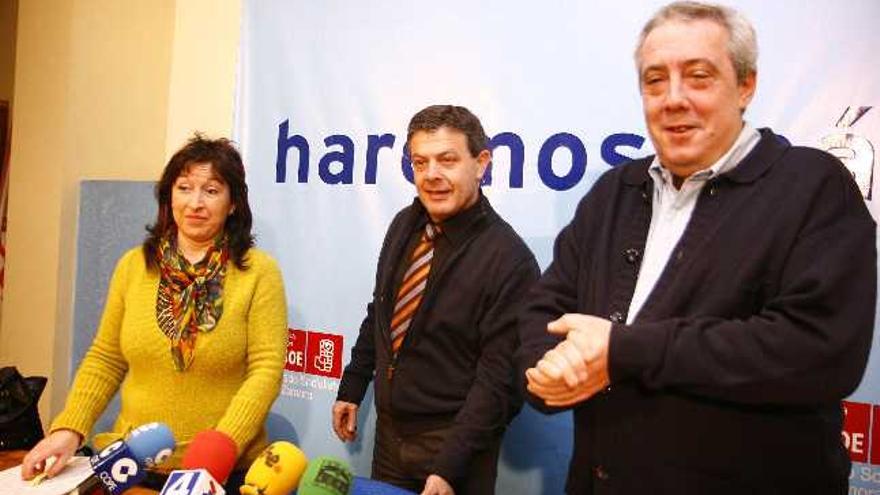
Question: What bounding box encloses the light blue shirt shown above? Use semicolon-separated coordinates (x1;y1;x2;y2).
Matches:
626;124;761;324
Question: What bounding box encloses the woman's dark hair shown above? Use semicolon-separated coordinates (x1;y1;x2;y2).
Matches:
143;133;254;270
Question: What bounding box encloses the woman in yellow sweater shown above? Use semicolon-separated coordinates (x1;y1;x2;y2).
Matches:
21;135;288;490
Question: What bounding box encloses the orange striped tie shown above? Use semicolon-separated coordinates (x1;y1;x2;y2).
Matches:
390;223;440;357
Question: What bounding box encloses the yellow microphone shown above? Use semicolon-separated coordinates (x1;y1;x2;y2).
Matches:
239;441;309;495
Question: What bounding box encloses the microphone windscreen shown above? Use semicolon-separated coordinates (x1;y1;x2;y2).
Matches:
239;441;308;495
298;456;354;495
182;429;238;483
125;422;176;468
351;476;418;495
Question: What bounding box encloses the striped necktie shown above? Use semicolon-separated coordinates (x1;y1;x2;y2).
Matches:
390;222;440;358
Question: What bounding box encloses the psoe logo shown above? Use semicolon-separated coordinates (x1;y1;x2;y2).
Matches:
820;106;874;199
842;400;880;464
286;328;344;379
314;338;336;373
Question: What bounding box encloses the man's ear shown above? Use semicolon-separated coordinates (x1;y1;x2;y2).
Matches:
738;71;757;112
476;150;491;180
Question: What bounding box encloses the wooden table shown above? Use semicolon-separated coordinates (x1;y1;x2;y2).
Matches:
0;449;157;494
0;449;25;471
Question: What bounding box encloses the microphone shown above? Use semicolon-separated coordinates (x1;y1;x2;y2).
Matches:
126;422;176;468
159;429;238;495
297;456;354;495
239;441;309;495
159;469;225;495
351;477;418;495
182;429;238;482
69;422;177;495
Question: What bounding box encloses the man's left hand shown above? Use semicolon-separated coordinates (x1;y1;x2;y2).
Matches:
526;313;612;407
421;474;454;495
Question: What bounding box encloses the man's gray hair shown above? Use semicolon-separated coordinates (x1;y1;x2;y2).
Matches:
635;1;758;83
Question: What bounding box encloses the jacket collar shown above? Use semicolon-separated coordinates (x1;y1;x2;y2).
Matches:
622;128;790;186
407;192;494;247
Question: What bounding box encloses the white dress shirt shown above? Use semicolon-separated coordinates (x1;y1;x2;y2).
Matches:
626;124;762;324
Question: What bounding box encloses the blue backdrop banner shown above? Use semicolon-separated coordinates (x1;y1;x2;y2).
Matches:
234;2;880;493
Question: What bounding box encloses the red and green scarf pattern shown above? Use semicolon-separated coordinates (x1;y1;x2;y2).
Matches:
155;235;229;371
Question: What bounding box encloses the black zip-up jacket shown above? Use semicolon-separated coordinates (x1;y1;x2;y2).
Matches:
518;129;876;494
338;194;539;484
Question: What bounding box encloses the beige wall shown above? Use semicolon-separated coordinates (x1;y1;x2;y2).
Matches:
0;0;241;426
0;0;16;103
165;0;241;153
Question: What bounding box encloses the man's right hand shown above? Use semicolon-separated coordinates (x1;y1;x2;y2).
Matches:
526;313;612;407
20;429;82;480
332;400;359;442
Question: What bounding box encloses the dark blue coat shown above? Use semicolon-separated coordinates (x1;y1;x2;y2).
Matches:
339;194;539;485
518;129;876;494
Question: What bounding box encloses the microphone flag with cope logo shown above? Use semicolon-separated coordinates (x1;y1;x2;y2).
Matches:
240;441;309;495
298;456;354;495
73;422;176;494
159;469;225;495
126;421;176;468
88;439;144;494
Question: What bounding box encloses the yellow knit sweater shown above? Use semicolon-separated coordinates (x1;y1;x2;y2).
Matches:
51;246;288;468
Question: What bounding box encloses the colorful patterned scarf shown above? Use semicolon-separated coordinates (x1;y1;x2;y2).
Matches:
155;235;229;371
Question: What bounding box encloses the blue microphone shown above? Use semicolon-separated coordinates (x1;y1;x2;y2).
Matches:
126;422;176;468
351;476;418;495
68;422;177;494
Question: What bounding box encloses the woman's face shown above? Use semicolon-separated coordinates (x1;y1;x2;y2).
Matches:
171;162;234;248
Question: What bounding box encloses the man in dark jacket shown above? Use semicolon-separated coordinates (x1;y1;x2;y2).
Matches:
334;105;539;495
518;2;876;494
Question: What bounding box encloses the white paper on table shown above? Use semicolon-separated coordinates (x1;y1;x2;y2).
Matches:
0;456;93;495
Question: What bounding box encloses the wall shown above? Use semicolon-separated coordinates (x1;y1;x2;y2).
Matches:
0;0;18;334
0;0;241;425
0;0;16;103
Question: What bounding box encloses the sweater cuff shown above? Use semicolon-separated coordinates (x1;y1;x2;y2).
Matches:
49;414;92;442
431;447;470;486
608;321;666;383
336;373;369;405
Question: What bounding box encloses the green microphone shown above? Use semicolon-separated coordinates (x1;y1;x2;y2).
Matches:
297;456;354;495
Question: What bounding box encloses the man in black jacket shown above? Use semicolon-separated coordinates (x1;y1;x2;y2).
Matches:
519;2;876;494
334;105;539;495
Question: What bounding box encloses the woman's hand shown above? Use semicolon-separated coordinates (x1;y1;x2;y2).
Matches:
20;429;82;480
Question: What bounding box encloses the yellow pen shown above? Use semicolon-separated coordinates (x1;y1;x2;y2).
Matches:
29;455;57;486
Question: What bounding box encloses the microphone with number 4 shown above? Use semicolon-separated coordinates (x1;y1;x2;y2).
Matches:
159;429;238;495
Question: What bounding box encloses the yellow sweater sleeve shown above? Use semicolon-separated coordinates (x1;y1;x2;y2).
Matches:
214;251;288;452
50;249;134;437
